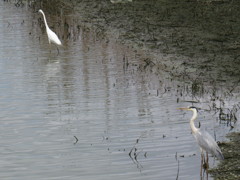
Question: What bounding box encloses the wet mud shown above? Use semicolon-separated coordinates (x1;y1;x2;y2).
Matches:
58;0;240;85
209;132;240;180
9;0;240;179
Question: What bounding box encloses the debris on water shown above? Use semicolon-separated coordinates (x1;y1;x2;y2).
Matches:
73;136;78;144
144;152;147;158
188;154;196;158
128;136;146;170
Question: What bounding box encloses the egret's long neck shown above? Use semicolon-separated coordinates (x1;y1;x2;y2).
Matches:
190;109;198;133
41;12;48;30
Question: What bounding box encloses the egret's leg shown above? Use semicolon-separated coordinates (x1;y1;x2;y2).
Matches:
200;148;204;172
49;43;52;53
206;152;209;164
202;152;209;170
200;148;205;164
205;152;209;170
56;46;59;55
201;153;203;165
200;156;203;178
200;165;203;179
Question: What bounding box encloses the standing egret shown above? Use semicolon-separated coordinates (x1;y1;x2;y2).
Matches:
178;107;224;167
38;9;62;46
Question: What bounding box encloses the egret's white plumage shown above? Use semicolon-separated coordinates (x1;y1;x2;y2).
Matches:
39;9;62;46
178;107;224;161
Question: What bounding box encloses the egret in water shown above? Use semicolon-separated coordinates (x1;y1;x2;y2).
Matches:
38;9;62;46
178;107;224;167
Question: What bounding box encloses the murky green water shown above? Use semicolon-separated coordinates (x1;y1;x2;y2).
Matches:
0;1;239;180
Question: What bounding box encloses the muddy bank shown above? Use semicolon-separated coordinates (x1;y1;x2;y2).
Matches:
35;0;240;85
32;0;240;111
209;132;240;180
32;0;239;127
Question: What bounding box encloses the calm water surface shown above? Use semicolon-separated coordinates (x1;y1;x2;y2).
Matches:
0;2;236;180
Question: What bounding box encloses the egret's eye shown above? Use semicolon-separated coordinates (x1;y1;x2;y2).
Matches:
188;106;198;111
188;106;196;109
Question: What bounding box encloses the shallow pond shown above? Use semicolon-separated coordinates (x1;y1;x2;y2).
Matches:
0;1;239;180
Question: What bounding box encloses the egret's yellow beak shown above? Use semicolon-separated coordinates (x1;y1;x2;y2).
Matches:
177;107;191;111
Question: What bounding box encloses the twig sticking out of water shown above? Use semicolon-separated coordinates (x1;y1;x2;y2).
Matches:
176;160;180;180
15;0;24;7
218;105;238;128
74;136;78;144
129;138;139;160
129;137;144;170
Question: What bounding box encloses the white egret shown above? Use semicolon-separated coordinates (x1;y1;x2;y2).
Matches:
38;9;62;46
178;107;224;166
